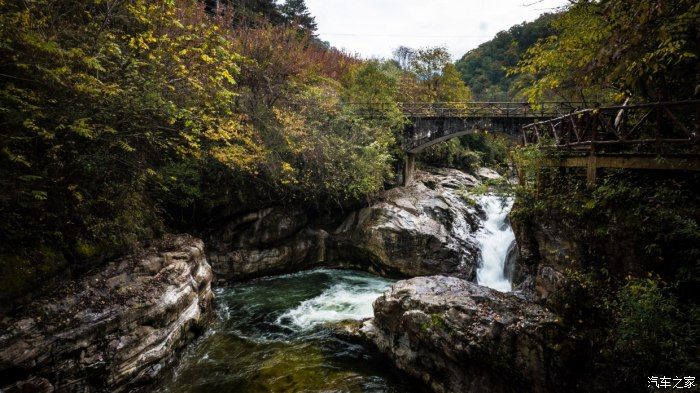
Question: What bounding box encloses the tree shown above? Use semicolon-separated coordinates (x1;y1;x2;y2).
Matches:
280;0;317;34
510;0;700;103
0;0;257;299
410;46;452;82
393;46;415;71
391;46;453;100
219;0;285;26
437;64;473;102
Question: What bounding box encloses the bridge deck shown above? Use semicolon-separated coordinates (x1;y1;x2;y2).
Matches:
350;101;585;119
351;100;699;187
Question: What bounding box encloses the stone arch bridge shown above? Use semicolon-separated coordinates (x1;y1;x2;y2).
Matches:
353;100;700;186
352;101;581;184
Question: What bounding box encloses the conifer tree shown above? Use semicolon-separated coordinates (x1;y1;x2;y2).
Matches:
280;0;317;34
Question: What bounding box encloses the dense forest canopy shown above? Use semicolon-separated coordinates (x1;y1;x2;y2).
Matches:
509;0;700;103
457;0;699;104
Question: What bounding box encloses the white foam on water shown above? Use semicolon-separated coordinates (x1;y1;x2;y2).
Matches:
276;274;392;330
476;194;515;292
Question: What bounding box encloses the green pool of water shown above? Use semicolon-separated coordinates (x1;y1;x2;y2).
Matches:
159;269;424;393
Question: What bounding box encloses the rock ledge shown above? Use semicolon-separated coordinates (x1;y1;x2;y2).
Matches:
362;276;579;393
0;234;213;392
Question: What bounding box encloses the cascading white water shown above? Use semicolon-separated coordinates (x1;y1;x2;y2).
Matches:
476;195;515;292
275;270;393;330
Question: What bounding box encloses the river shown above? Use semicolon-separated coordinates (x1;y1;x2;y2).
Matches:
160;194;516;392
159;269;425;393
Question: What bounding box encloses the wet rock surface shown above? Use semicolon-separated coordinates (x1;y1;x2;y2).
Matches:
361;276;580;393
207;206;330;281
207;168;487;281
332;168;484;279
0;234;213;392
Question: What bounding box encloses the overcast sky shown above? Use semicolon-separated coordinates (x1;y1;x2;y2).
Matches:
305;0;569;60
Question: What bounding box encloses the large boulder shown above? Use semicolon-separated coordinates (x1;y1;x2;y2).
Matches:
0;234;213;392
333;168;483;278
361;276;581;393
206;207;330;282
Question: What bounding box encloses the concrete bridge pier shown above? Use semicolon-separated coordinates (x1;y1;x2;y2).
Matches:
402;153;416;186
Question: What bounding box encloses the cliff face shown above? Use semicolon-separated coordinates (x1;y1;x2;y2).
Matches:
509;211;584;302
0;234;213;392
207;168;487;281
509;201;652;306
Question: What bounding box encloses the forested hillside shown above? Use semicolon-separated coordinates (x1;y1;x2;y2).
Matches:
455;13;557;100
511;0;699;103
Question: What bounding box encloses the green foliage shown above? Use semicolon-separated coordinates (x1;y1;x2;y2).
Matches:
0;0;250;279
392;46;472;102
216;0;285;27
268;78;399;206
409;47;452;82
344;61;400;104
610;277;698;378
513;167;700;273
456;13;558;100
0;250;66;300
420;133;510;172
0;1;403;300
547;268;698;389
436;64;472;102
510;0;700;102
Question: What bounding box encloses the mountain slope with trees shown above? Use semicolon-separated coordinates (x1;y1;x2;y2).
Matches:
455;13;558;100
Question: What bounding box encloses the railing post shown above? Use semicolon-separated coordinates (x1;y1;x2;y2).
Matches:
402;153;416;186
587;112;598;189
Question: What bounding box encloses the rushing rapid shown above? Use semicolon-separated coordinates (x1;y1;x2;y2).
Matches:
159;269;421;393
476;195;515;292
276;273;391;330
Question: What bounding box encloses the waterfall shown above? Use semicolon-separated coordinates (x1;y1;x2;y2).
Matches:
476;195;515;292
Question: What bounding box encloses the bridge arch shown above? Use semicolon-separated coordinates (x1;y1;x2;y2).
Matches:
404;116;530;153
395;101;578;184
399;101;578;153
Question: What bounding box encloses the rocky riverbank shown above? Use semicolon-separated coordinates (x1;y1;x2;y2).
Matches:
0;234;213;392
360;276;582;393
0;167;533;393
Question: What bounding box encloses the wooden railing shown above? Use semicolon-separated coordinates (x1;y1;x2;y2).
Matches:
348;101;587;118
522;101;700;153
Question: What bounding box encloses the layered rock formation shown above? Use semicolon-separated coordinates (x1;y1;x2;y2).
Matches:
206;168;487;281
361;276;580;393
0;234;213;392
207;207;330;282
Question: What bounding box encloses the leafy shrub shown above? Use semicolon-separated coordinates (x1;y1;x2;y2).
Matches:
420;133;511;172
606;277;699;387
